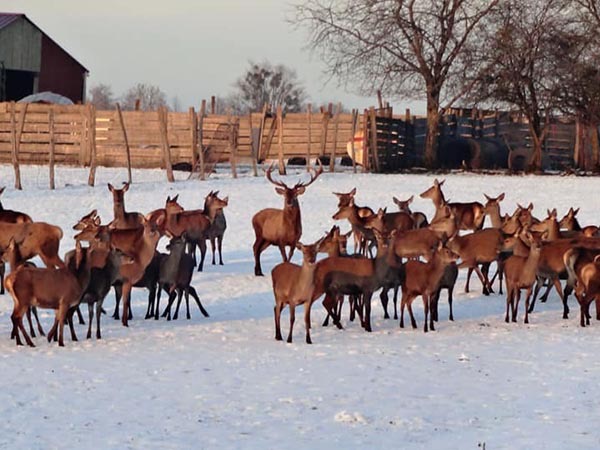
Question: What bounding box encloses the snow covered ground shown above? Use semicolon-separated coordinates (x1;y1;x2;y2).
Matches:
1;164;599;449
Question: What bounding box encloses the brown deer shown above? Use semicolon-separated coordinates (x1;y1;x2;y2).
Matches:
483;193;505;229
446;228;504;295
563;247;600;326
503;233;543;324
145;195;184;237
252;161;323;276
110;217;162;327
420;178;485;230
272;240;322;344
333;201;380;256
0;221;65;269
400;242;459;332
0;186;32;224
332;188;375;253
393;195;428;228
559;207;599;237
6;241;92;347
108;182;144;229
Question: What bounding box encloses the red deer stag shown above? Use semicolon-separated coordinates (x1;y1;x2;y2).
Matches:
420;178;485;231
252;161;323;276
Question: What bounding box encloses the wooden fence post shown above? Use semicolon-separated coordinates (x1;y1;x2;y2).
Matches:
189;106;198;173
248;112;258;177
87;104;97;186
350;109;358;173
158;106;175;182
210;96;216;114
277;105;286;175
49;107;56;189
228;112;238;179
362;109;369;172
318;109;330;159
116;103;132;184
9;101;26;190
329;102;341;172
257;103;268;167
79;107;87;166
306;103;312;170
198;100;206;180
369;107;380;172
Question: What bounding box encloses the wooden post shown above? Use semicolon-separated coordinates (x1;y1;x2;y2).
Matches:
306;103;312;170
116;103;132;184
377;90;384;109
277;105;286;175
9;102;26;190
330;102;341;172
158;106;175;182
362;109;369;172
228;112;238;179
248;112;258;177
49;107;56;189
134;99;141;111
369;107;380;172
350;109;358;173
319;109;330;158
257;103;268;165
87;104;97;186
79;107;87;166
198;100;206;180
210;96;216;114
190;106;198;173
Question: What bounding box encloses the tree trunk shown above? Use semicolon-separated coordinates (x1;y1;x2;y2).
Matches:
424;97;441;169
590;121;600;173
526;121;543;173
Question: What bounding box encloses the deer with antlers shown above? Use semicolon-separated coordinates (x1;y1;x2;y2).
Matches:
252;162;323;276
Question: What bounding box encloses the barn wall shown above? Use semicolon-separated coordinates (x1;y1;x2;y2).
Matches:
0;18;41;72
38;34;86;103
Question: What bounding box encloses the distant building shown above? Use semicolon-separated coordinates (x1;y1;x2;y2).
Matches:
0;13;88;103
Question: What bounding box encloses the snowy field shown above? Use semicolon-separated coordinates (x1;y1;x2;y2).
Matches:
1;164;600;449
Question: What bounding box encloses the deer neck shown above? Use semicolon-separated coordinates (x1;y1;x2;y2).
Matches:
113;201;126;222
426;253;449;288
487;205;503;229
522;248;542;283
545;219;560;241
283;202;301;233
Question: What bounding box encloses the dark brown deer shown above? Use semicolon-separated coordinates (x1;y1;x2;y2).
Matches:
272;240;322;343
400;242;459;332
420;178;485;231
0;221;65;269
108;182;144;229
252;161;323;276
6;241;92;347
393;195;428;228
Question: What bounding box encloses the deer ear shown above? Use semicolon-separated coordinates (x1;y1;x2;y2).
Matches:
173;194;179;202
0;186;5;196
407;195;413;203
222;196;229;205
573;207;580;216
295;242;303;250
122;182;130;192
498;193;505;201
108;183;114;192
551;208;557;218
349;187;356;196
295;186;306;196
393;196;400;205
275;187;286;196
527;202;533;211
93;216;101;226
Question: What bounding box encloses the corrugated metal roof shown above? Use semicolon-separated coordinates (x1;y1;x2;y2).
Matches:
0;13;22;30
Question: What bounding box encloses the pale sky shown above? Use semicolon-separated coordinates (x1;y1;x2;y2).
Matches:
2;0;428;112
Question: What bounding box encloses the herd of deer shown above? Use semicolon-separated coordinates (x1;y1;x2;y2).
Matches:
0;183;228;347
254;165;600;344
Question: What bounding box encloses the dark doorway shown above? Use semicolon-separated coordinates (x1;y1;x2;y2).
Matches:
4;69;35;101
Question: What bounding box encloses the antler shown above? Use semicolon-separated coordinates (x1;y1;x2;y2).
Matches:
295;160;323;189
265;163;288;188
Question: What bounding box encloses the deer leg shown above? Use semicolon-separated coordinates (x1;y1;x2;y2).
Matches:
428;294;436;332
539;280;553;303
552;278;569;319
596;295;600;321
112;284;122;319
407;297;418;329
380;288;390;319
400;293;407;328
287;305;296;343
448;286;455;321
512;289;521;322
505;287;512;323
393;286;399;320
524;287;532;324
121;283;132;327
210;237;217;265
217;236;224;265
197;239;207;272
75;305;85;325
481;263;494;293
422;295;430;333
156;284;164;320
11;313;23;346
67;307;78;342
87;302;94;339
431;290;440;322
96;300;103;339
26;307;36;338
184;289;191;320
274;303;283;341
0;261;4;294
473;265;491;296
31;306;45;337
253;237;268;276
363;291;373;332
189;287;209;317
173;291;183;320
465;267;473;293
145;283;156;319
17;312;34;347
323;294;343;329
187;241;197;267
304;301;312;344
57;305;67;347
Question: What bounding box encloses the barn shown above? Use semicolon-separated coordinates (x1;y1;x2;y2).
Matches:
0;13;88;103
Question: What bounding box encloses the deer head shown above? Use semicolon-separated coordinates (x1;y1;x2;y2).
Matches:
266;161;323;208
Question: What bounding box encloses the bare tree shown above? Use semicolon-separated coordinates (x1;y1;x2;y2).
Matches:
293;0;499;168
466;0;572;172
121;83;168;111
88;84;115;109
171;95;182;112
231;61;306;113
